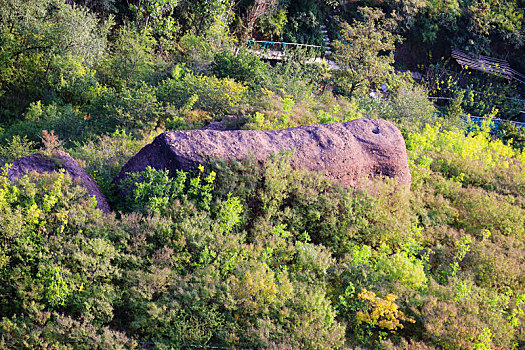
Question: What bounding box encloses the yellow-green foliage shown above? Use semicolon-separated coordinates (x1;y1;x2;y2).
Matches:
356;289;415;332
376;252;428;290
316;101;362;124
244;89;363;131
0;168;19;207
48;54;98;105
406;119;525;196
408;120;518;171
157;65;247;115
229;261;287;315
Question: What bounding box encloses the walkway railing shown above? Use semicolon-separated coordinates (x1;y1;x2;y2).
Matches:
246;40;332;61
247;40;323;51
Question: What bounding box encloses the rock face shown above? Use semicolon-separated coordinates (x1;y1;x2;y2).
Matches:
115;119;411;188
5;151;111;213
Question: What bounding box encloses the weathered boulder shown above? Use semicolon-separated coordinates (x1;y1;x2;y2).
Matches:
115;118;411;188
4;151;111;213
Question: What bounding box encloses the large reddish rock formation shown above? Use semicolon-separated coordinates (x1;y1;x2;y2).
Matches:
115;119;411;188
4;151;111;213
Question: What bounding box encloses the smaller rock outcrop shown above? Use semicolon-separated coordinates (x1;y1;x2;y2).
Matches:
115;119;411;189
4;151;111;213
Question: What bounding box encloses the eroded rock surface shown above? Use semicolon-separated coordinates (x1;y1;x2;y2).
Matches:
5;151;111;213
115;119;411;188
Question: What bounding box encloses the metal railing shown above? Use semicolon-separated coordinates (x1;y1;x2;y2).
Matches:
247;40;323;51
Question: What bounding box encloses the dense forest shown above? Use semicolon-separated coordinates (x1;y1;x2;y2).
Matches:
1;0;525;349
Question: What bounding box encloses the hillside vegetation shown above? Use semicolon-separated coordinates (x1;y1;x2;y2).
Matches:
0;0;524;349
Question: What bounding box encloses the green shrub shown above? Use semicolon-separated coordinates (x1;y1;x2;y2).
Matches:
377;252;428;291
0;135;38;163
119;165;219;214
0;170;116;321
216;193;244;233
157;65;247;116
211;154;415;257
69;129;156;204
0;313;134;349
294;242;334;283
164;94;214;130
119;166;186;214
284;285;346;349
46;54;98;105
212;49;270;89
86;82;162;133
96;26;167;89
419;279;521;350
2;101;87;146
178;34;215;74
260;58;320;102
245;96;296;130
467;235;525;292
453;189;525;239
389;85;438;127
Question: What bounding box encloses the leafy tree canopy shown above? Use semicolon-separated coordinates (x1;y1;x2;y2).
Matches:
332;7;402;97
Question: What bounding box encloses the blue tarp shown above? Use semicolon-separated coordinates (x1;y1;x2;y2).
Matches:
461;115;525;132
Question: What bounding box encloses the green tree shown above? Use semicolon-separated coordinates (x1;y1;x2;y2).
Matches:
97;25;161;89
86;82;162;133
211;48;270;88
332;7;402;97
413;0;524;55
70;0;119;16
464;0;524;53
129;0;180;37
0;0;110;120
384;0;430;30
281;0;343;44
174;0;234;37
